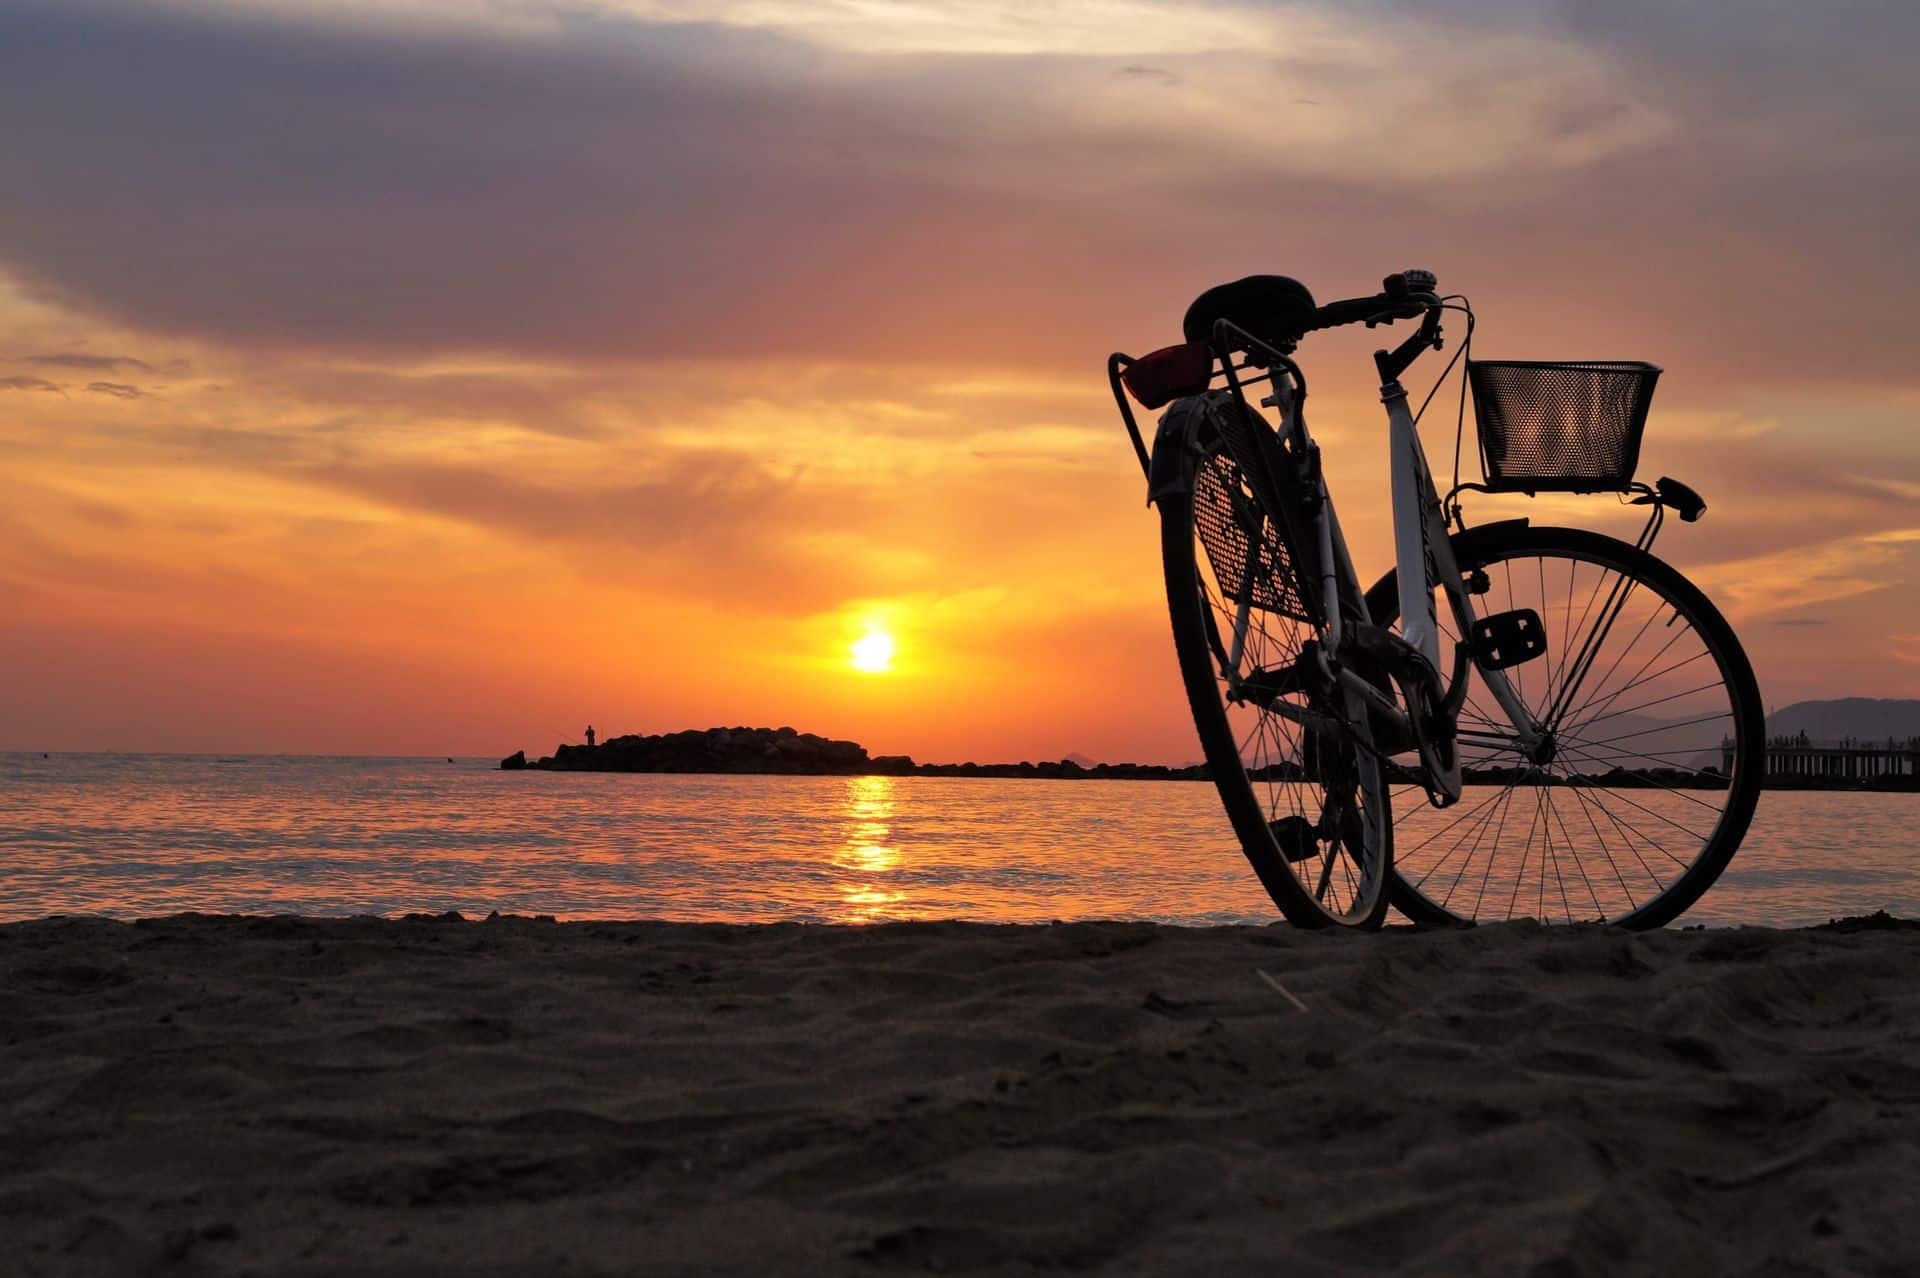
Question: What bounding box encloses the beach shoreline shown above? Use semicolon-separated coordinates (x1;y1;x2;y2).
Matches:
5;912;1918;1274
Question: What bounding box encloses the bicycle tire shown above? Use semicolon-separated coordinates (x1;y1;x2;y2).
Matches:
1365;523;1763;929
1158;439;1392;930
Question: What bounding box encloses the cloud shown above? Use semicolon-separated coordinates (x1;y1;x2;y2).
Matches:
0;1;1913;386
2;0;1920;753
1691;530;1918;621
28;352;151;372
298;450;800;552
1851;476;1920;502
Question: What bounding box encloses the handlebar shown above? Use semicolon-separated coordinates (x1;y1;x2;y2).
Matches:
1307;270;1441;334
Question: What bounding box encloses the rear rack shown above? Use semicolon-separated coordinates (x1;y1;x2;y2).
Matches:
1107;322;1305;480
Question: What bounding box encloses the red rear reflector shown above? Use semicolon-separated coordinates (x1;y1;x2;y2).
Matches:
1121;341;1213;409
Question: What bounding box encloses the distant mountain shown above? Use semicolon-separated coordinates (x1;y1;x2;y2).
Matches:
1765;698;1920;744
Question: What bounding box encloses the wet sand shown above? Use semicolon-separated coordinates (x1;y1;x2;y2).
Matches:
4;912;1918;1275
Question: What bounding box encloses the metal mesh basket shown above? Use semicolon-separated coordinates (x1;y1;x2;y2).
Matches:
1193;452;1312;622
1193;404;1315;623
1468;360;1661;493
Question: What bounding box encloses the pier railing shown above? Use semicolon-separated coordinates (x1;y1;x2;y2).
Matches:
1728;732;1920;785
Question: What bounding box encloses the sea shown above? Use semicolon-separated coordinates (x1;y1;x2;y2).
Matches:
0;752;1913;928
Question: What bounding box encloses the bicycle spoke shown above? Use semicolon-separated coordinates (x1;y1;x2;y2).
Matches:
1540;766;1601;920
1547;577;1650;729
1413;792;1503;893
1506;784;1545;919
1573;783;1680;884
1550;742;1733;816
1557;623;1691;736
1570;711;1732;751
1373;532;1755;927
1562;648;1713;735
1184;442;1392;925
1565;673;1724;730
1558;773;1637;917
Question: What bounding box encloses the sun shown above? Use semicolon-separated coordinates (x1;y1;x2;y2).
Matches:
850;629;895;674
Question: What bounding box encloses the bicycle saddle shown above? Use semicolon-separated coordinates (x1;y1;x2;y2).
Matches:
1182;275;1318;349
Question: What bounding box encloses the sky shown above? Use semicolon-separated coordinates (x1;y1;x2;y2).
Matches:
2;0;1917;762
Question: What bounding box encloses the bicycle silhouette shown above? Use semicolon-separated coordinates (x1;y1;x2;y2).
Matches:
1110;271;1761;929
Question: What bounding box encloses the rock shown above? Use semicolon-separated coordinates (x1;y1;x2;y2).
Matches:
506;728;1216;781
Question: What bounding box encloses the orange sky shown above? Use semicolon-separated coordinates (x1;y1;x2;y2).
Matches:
3;0;1918;762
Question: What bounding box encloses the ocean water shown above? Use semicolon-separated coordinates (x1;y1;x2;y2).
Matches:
0;752;1912;928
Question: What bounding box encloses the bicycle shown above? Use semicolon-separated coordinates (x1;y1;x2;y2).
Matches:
1107;270;1763;930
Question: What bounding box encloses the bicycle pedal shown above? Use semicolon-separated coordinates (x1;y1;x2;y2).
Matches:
1470;609;1547;670
1269;815;1320;863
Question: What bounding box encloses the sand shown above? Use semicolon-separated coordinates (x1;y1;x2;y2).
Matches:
4;913;1919;1276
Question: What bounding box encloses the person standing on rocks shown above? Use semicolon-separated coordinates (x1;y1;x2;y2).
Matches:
585;725;596;749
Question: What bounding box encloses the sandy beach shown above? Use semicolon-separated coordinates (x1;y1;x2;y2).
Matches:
4;913;1918;1276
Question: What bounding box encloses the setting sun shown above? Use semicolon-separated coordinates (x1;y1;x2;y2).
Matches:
850;630;896;674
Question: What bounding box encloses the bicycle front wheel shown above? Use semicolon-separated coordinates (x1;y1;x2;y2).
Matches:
1367;523;1763;928
1159;435;1392;929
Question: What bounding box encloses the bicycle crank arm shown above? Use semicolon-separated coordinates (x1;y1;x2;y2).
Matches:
1221;684;1348;739
1334;664;1406;728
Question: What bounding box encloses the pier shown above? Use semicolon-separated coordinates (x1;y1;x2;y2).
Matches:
1729;731;1920;784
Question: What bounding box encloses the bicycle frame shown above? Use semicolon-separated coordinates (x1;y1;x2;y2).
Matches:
1215;327;1544;806
1110;317;1552;808
1378;373;1544;780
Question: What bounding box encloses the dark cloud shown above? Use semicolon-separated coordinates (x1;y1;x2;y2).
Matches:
85;380;142;398
0;1;1914;388
1;375;63;393
300;451;793;552
28;352;151;372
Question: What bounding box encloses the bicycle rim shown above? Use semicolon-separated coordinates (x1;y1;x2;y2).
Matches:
1369;524;1762;928
1160;441;1392;929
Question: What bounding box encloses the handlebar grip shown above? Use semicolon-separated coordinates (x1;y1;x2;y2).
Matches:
1309;294;1389;330
1309;292;1433;332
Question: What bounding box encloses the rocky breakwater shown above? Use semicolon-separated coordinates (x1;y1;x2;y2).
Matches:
502;726;900;775
499;727;1210;780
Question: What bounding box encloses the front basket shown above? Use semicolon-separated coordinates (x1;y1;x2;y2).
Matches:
1469;360;1661;493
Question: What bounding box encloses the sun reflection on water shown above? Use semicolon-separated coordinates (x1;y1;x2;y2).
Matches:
3;756;1907;927
833;774;906;920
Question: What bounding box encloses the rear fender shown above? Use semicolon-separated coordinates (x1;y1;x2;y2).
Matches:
1146;396;1213;507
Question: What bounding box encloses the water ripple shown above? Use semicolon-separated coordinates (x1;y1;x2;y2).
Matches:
0;754;1912;926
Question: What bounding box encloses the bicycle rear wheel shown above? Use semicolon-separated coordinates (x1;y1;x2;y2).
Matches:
1367;523;1762;928
1159;431;1392;929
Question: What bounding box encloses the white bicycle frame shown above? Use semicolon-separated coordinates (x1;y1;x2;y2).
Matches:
1263;373;1543;805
